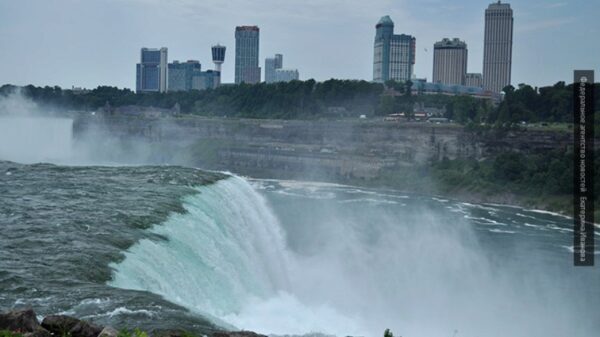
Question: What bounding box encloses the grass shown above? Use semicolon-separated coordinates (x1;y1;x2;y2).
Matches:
0;331;23;337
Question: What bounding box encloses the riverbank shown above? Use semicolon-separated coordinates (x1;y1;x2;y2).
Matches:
0;309;263;337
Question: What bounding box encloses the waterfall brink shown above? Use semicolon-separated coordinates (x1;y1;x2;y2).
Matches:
110;176;588;337
110;176;292;320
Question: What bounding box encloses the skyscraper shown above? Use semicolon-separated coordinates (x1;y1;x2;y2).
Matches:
432;38;468;85
482;1;513;93
136;47;168;93
235;26;261;84
265;54;283;83
373;16;415;83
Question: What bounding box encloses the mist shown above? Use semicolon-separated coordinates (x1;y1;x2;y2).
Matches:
108;177;598;337
0;90;194;166
0;90;73;164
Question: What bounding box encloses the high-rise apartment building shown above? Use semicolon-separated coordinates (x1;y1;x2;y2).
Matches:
482;1;513;92
235;26;261;84
432;38;467;85
136;47;168;93
373;16;415;83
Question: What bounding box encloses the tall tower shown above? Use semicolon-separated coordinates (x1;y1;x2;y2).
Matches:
432;38;468;85
211;44;226;86
235;26;261;84
211;44;226;73
482;1;513;92
373;16;415;83
136;47;168;93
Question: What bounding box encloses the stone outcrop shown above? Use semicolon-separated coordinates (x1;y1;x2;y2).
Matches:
98;327;119;337
0;309;40;332
1;310;108;337
0;309;266;337
41;315;82;334
69;321;103;337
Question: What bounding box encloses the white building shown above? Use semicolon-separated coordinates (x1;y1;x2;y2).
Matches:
482;1;513;92
432;38;467;86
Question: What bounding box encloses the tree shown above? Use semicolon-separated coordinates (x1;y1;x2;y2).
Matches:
384;329;393;337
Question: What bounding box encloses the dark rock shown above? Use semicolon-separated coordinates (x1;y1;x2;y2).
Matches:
212;331;267;337
41;315;81;335
69;321;103;337
98;327;118;337
0;308;41;332
23;327;53;337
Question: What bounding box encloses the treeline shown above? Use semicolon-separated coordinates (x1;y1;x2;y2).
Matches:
0;81;383;119
433;149;576;196
1;79;597;123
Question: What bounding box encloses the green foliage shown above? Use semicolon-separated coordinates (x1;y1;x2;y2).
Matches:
0;330;23;337
488;81;600;125
431;149;577;196
117;328;150;337
0;80;384;119
2;80;598;124
384;328;394;337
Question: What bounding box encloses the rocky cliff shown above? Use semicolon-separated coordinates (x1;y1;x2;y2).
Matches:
72;115;575;181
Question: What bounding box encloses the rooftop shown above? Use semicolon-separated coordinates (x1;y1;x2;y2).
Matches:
487;1;512;10
434;38;467;49
376;15;394;27
236;26;259;31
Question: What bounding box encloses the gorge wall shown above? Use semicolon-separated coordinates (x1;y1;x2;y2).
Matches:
72;115;574;182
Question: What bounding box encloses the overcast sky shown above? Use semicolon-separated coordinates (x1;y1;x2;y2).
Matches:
0;0;598;90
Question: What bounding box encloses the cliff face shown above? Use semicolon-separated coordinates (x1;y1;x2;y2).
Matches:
72;115;574;181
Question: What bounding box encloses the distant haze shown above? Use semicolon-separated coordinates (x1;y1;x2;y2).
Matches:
0;0;598;89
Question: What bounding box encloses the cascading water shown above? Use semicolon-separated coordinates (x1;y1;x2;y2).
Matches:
109;177;600;337
109;176;292;323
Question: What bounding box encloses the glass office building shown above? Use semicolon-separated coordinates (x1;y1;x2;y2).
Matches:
136;47;168;93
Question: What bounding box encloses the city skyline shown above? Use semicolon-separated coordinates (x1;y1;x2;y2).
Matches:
0;0;598;89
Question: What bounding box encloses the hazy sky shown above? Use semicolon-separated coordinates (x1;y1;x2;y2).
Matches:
0;0;598;90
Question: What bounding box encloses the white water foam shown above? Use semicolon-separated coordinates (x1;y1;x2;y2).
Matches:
109;176;595;337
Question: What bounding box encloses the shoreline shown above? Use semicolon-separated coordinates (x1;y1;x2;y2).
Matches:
0;309;262;337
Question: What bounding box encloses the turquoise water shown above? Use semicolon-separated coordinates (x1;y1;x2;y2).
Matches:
1;161;599;337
